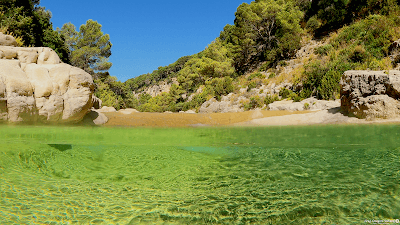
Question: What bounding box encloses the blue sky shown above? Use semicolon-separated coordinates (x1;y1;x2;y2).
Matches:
40;0;253;82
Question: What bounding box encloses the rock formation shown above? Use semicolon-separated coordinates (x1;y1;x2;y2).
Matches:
340;70;400;120
0;32;18;47
0;34;94;123
267;97;340;111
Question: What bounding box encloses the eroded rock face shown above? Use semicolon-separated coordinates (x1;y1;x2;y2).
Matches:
0;45;94;123
340;70;400;120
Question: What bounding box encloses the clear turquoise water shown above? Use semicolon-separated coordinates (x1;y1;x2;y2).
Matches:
0;125;399;224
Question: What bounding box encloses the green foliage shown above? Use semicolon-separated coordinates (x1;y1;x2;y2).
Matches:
304;102;310;110
206;77;234;101
331;14;398;59
300;14;400;100
177;39;235;93
243;95;264;110
138;93;175;113
306;0;400;35
349;45;369;63
279;87;292;99
247;81;257;92
314;44;333;56
268;72;276;79
138;93;152;105
221;0;304;74
264;94;280;105
305;15;322;32
0;0;69;61
95;78;124;110
279;87;302;102
60;20;112;75
300;60;344;100
124;56;192;92
247;72;266;80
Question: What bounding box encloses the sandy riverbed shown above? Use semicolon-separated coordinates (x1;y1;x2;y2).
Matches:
101;107;400;127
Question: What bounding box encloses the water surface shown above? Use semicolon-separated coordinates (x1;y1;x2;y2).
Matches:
0;125;399;224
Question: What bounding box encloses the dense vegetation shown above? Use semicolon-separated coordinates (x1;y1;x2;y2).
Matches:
2;0;400;111
0;0;69;61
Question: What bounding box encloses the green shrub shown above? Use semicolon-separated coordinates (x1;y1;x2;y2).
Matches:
247;72;266;80
206;77;235;101
304;103;310;110
306;15;322;32
259;62;272;72
268;72;276;79
247;81;257;91
314;44;333;56
264;94;280;105
278;61;288;67
300;59;346;100
279;87;292;99
349;45;369;63
243;95;264;110
331;14;398;59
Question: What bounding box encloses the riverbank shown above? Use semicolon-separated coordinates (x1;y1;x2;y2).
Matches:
101;108;400;127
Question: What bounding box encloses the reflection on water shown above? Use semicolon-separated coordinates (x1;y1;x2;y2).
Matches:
0;125;399;224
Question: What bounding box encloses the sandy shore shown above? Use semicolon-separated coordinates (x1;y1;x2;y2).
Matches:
101;107;400;127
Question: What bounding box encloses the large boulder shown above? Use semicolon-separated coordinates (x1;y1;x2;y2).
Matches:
0;45;94;123
340;70;400;120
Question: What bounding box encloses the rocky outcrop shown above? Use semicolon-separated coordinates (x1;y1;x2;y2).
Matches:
0;33;18;47
0;44;94;123
340;70;400;120
118;108;139;114
268;97;340;111
82;110;109;125
97;106;117;112
133;78;179;98
199;93;245;113
92;96;102;109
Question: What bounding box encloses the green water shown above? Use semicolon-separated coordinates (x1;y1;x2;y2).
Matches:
0;125;399;224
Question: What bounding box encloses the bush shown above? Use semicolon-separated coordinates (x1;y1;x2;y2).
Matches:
247;81;257;91
247;72;266;80
315;44;333;56
279;88;292;99
264;94;280;105
349;45;369;63
243;95;264;110
301;60;343;100
208;77;234;100
268;72;276;79
306;15;322;32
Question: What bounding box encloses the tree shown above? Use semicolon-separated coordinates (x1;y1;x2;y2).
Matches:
177;39;235;93
221;0;303;74
60;19;112;75
0;0;69;61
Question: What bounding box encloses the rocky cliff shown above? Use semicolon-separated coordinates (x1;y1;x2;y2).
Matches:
0;34;94;123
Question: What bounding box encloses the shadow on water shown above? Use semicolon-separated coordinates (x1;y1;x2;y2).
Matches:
47;144;72;152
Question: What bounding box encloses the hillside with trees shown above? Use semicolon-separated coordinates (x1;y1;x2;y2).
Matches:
2;0;400;111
